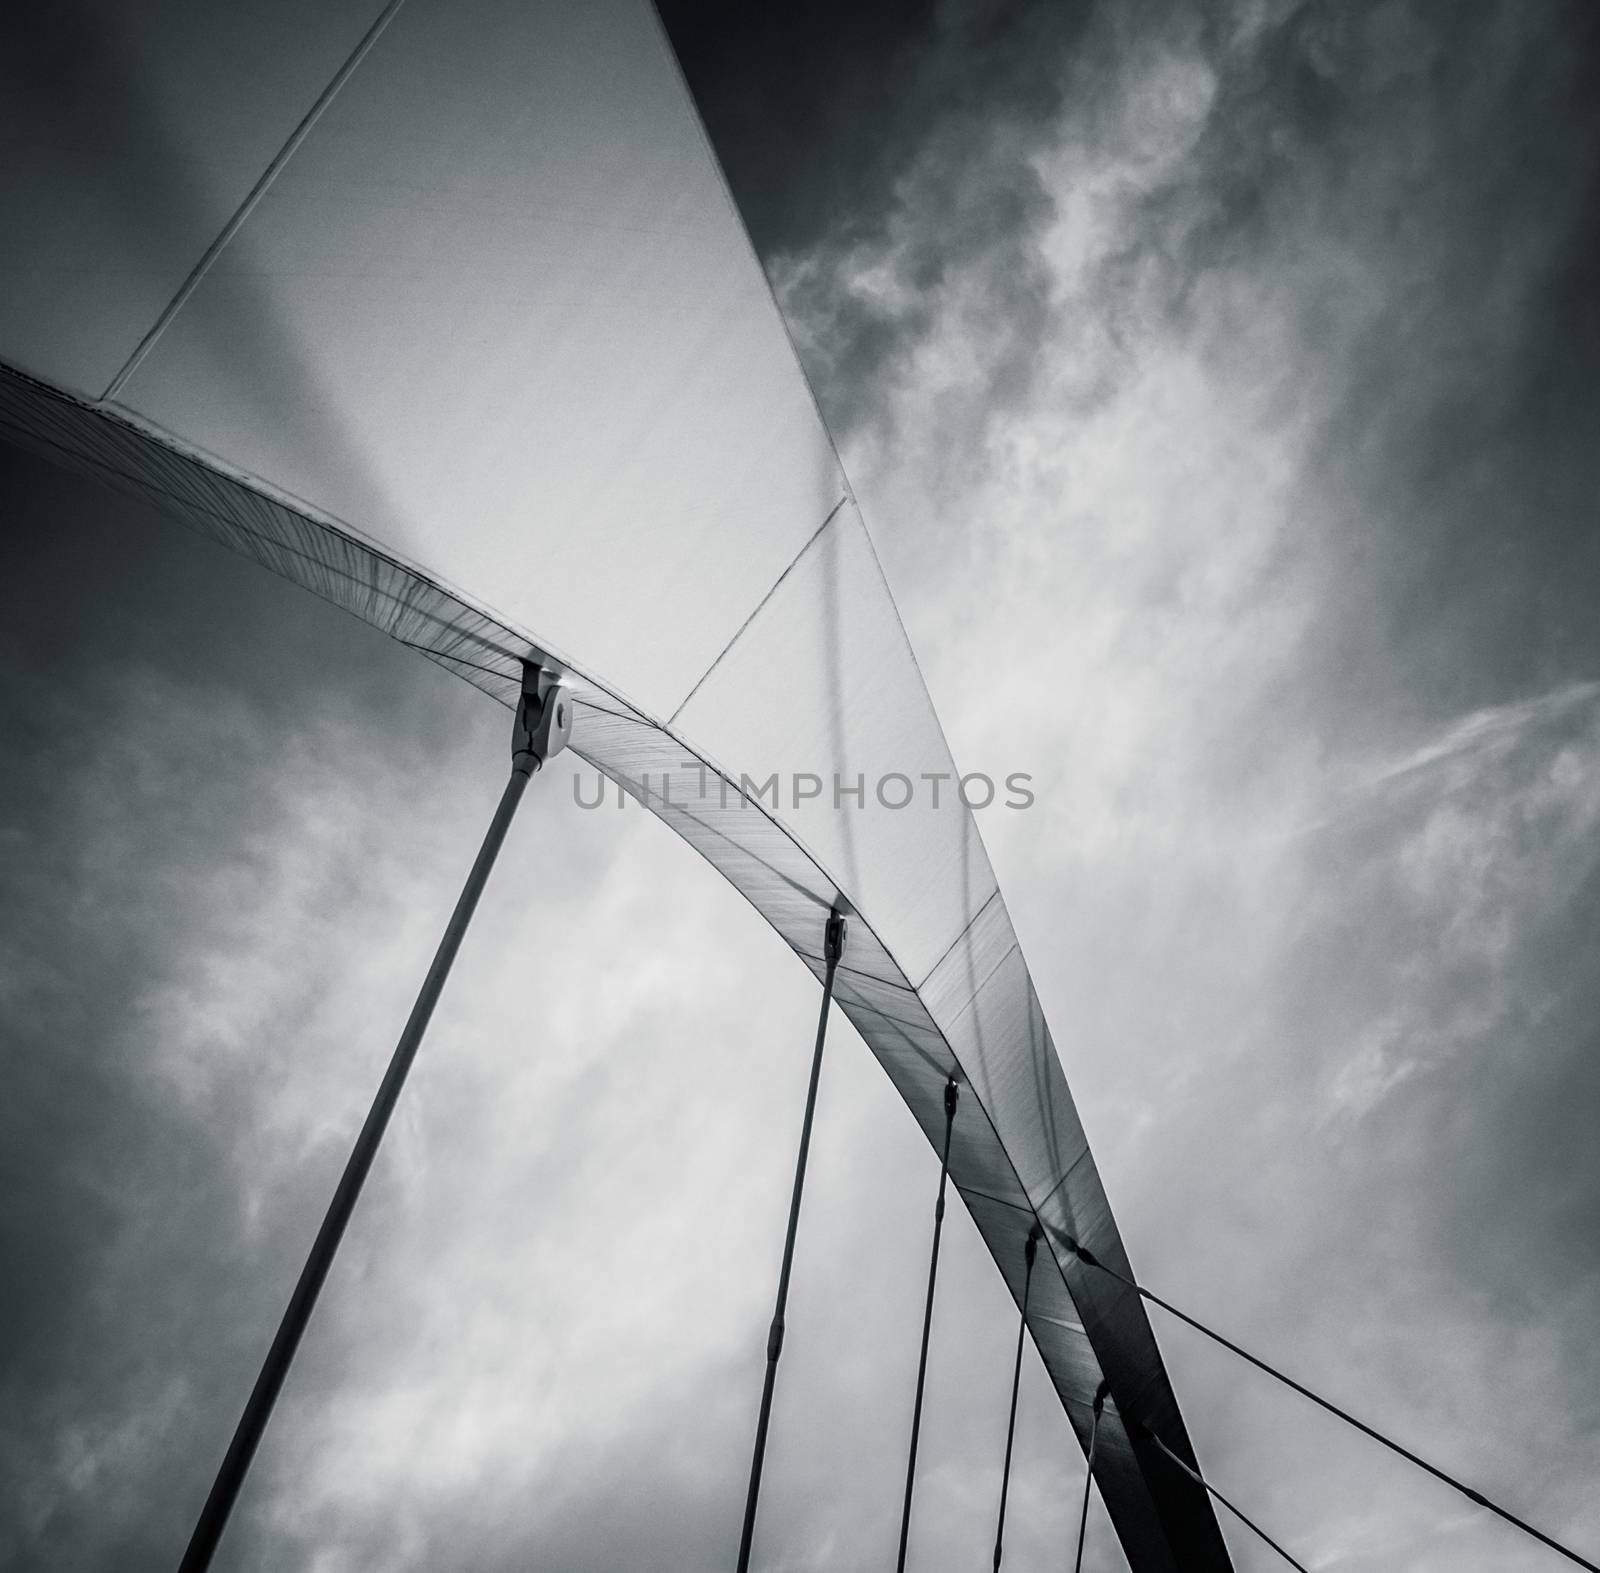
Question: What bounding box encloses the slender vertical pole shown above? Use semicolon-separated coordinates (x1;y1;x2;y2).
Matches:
735;910;846;1573
177;662;570;1573
1072;1383;1108;1573
992;1228;1038;1572
894;1078;959;1573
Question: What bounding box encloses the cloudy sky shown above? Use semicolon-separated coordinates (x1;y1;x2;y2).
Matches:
4;1;1599;1570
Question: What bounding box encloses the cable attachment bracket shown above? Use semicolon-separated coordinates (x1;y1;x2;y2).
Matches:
1060;1233;1102;1270
824;910;847;964
512;658;572;775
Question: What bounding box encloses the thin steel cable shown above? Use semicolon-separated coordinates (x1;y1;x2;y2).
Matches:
1073;1384;1108;1573
993;1229;1039;1571
1139;1426;1311;1573
736;911;846;1573
895;1078;960;1573
178;728;544;1572
1061;1238;1599;1573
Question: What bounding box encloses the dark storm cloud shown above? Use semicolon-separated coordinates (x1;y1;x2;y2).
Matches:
743;0;1600;610
0;446;497;1569
661;0;1094;436
658;0;1080;258
1124;1;1600;750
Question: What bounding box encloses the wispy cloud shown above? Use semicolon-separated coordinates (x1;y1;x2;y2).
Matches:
767;1;1600;1567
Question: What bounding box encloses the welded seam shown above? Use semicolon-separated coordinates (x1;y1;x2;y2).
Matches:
665;494;848;727
100;0;409;402
1033;1146;1096;1217
913;887;1002;993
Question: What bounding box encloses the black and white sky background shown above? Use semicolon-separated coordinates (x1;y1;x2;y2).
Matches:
4;1;1600;1569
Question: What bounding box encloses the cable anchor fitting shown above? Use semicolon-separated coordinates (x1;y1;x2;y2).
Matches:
824;910;847;964
513;658;572;775
1061;1234;1102;1270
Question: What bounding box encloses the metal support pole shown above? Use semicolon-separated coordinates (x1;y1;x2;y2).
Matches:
177;661;570;1573
895;1077;959;1573
992;1228;1039;1572
735;909;846;1573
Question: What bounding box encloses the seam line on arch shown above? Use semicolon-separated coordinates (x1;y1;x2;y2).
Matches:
1033;1146;1094;1216
796;953;919;994
850;1005;953;1080
100;0;409;403
666;494;848;728
913;887;1001;993
831;989;944;1037
956;1182;1036;1217
936;941;1022;1036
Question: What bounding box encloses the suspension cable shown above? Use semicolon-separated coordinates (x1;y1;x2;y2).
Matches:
1137;1423;1311;1572
1073;1382;1109;1573
1059;1236;1598;1573
992;1228;1039;1571
895;1078;960;1573
735;910;847;1573
175;660;570;1573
